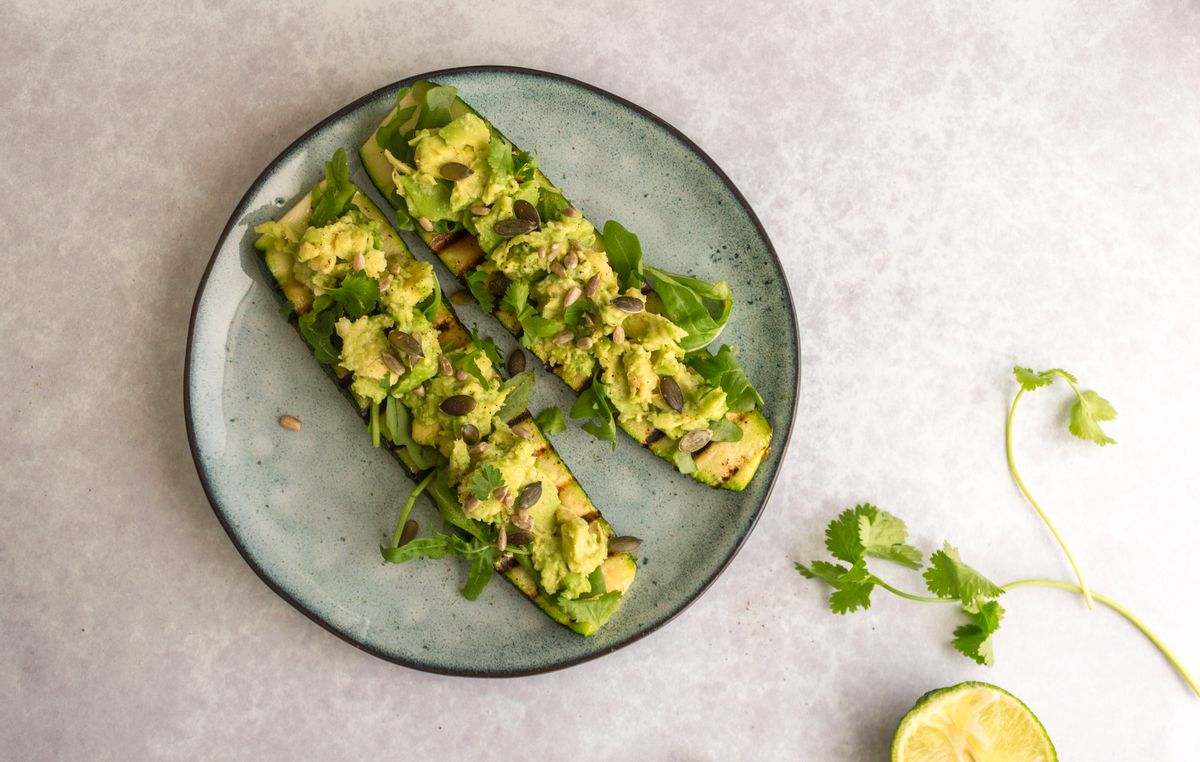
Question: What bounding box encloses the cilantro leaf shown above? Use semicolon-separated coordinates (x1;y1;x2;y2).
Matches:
519;313;563;341
297;301;340;366
451;347;489;388
323;273;379;319
824;505;871;564
469;464;504;501
496;371;535;421
570;373;617;447
1069;389;1118;446
858;511;922;569
796;560;876;615
500;281;529;316
465;269;495;313
309;149;357;228
601;220;645;291
415;85;458;131
418;279;442;322
686;346;763;412
708;416;744;442
563;296;594;327
952;600;1005;666
375;90;417;163
924;543;1003;610
470;326;505;368
556;591;623;628
535;406;567;435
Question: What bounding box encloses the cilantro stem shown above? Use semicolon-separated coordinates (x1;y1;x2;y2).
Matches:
1003;578;1199;698
388;471;436;548
370;400;382;449
1006;386;1095;608
871;577;945;604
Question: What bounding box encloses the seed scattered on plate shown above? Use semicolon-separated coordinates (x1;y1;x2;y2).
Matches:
612;296;644;313
388;261;404;275
418;216;434;232
381;353;406;376
550;242;561;256
563;286;582;307
518;482;543;510
440;161;474;181
513;425;535;440
493;485;510;502
461;423;480;445
440;394;476;416
352;253;365;271
585;274;600;298
553;330;574;345
493;217;537;237
612;324;625;344
507;348;526;375
278;415;302;432
659;376;684;412
678;428;713;453
575;336;594;350
609;536;643;554
399;519;418;547
470;205;490;217
449;290;476;305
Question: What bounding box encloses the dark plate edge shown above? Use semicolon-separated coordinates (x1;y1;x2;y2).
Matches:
183;64;803;679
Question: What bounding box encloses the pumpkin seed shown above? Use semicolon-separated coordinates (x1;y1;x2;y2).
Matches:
449;289;475;305
612;296;644;313
660;376;684;412
507;348;526;375
563;251;578;270
550;262;567;278
439;355;454;376
440;394;476;416
460;423;480;446
553;330;574;345
494;217;537;237
389;330;424;358
507;529;535;547
612;324;625;344
418;216;433;232
381;353;406;377
585;273;600;298
678;428;713;453
487;272;511;298
398;519;418;546
497;525;508;553
463;496;481;513
609;536;643;554
575;336;594;350
518;482;543;510
278;415;302;432
440;161;474;181
512;199;540;228
455;369;469;382
563;286;582;307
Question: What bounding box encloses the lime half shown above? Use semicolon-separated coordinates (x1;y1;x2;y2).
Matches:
892;682;1056;762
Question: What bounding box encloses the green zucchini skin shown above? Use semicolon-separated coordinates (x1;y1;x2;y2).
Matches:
256;186;630;637
359;85;772;492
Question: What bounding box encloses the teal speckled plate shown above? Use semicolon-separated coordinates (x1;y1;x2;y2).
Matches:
185;67;800;676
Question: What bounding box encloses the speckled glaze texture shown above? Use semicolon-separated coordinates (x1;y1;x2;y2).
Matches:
186;69;798;675
5;0;1200;759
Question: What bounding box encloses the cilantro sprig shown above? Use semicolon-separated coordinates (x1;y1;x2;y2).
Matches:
570;372;617;447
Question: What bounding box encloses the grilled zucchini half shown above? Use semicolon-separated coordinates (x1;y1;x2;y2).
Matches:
360;81;771;492
254;151;636;636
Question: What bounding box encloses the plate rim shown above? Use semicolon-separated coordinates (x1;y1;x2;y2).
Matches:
183;64;803;678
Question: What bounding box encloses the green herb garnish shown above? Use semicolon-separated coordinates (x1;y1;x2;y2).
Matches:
469;464;504;501
535;406;568;435
687;346;763;412
297;298;340;365
570;373;617;447
324;272;379;319
644;266;732;352
601;220;645;291
496;371;535;422
465;269;495;313
309;148;357;228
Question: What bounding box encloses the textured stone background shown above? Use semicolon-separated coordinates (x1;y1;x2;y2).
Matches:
3;0;1199;758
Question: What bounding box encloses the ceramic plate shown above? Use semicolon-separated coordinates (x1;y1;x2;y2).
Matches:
185;66;800;676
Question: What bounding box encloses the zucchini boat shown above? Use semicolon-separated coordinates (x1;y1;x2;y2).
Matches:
360;82;772;491
253;150;636;636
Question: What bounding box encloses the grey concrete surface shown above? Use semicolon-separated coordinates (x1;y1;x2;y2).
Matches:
3;0;1198;758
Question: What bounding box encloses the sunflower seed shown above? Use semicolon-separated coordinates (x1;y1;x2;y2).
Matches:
439;355;454;376
461;423;480;445
418;216;433;232
585;273;600;298
493;485;510;502
463;496;481;513
494;217;537;237
553;330;574;345
440;394;476;416
562;206;579;217
381;353;406;376
507;529;535;546
612;324;625;344
512;510;534;530
612;296;644;313
503;493;515;508
537;245;548;259
414;384;426;397
550;262;567;278
398;519;418;546
278;415;302;432
351;253;365;271
497;525;508;553
469;441;488;456
518;482;543;510
580;312;595;330
455;369;469;382
470;205;490;217
550;242;561;255
513;425;535;440
388;260;404;275
378;276;392;293
440;161;474;181
563;286;582;307
678;428;713;453
512;199;540;228
609;536;643;554
450;290;475;305
660;376;684;412
575;336;594;350
507;348;526;375
563;251;578;270
389;330;424;358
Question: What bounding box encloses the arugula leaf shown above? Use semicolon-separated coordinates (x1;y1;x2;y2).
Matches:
309;149;358;228
686;346;763;412
601;220;645;291
323;273;379;319
385;400;439;471
708;416;744;442
645;265;732;351
451;347;489;388
496;371;535;421
469;464;504;501
570;373;617;447
952;600;1005;666
297;301;340;365
563;296;594;326
1069;390;1118;446
464;549;500;600
465;270;495;313
923;543;1004;610
535;406;567;435
556;591;623;628
418;279;442;322
374;89;417;162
